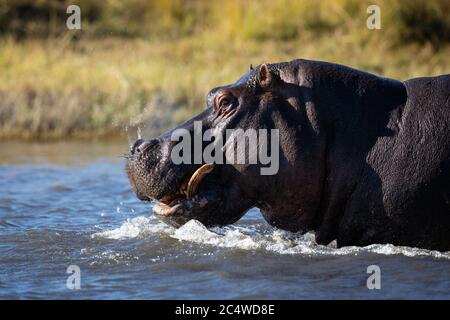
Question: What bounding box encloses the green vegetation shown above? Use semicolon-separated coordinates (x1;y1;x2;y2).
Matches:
0;0;449;139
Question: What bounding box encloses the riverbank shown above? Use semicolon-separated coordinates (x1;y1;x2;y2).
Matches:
1;35;449;140
1;0;449;140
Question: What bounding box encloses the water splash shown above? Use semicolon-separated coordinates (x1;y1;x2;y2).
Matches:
137;126;142;140
125;125;133;149
93;217;450;259
92;216;171;240
124;125;143;150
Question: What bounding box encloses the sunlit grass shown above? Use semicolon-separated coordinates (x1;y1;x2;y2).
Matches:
0;0;449;139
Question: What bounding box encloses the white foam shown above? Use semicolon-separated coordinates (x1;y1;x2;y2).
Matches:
92;216;172;240
93;216;450;259
172;221;450;259
173;220;262;250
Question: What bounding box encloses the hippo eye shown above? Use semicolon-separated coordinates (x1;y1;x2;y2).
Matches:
216;94;234;110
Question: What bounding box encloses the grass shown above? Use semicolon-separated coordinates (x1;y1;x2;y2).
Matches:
0;0;449;139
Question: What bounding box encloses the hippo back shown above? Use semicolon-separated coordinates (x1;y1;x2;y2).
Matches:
348;74;450;250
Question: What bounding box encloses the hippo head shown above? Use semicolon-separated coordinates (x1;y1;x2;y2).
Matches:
126;62;326;231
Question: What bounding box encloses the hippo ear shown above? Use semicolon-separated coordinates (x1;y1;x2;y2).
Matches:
257;64;281;89
258;64;272;87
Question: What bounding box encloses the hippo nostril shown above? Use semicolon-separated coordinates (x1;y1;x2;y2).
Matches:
131;139;144;154
131;138;159;154
137;141;151;153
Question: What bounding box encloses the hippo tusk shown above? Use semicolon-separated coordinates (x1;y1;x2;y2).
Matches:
186;163;215;199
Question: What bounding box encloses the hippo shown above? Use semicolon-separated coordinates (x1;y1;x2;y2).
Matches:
126;59;450;251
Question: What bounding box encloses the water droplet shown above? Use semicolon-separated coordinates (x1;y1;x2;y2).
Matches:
125;126;133;149
137;126;142;140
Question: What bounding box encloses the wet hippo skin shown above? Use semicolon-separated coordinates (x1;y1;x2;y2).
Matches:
126;59;450;251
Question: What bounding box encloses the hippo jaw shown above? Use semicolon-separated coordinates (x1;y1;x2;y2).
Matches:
126;138;255;227
149;164;226;227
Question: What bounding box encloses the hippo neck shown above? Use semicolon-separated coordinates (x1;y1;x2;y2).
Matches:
284;59;408;244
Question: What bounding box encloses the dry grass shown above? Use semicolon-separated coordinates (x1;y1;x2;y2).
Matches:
0;0;449;139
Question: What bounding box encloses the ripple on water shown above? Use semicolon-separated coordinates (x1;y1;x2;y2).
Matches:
1;146;449;299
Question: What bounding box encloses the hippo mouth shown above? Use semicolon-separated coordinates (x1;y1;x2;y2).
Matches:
151;164;220;225
152;163;215;215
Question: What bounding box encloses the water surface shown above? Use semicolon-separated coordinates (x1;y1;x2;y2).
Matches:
0;141;449;299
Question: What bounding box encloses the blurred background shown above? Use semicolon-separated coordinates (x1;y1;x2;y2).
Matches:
0;0;449;140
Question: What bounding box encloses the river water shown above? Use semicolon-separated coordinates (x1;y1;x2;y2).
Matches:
0;141;448;299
